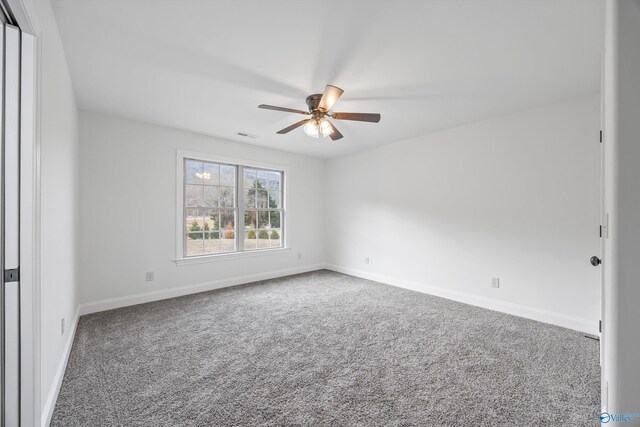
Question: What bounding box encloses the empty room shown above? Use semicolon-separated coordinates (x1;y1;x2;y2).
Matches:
2;0;640;426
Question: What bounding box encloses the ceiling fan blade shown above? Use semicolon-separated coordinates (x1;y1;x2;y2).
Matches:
328;121;343;141
276;119;310;134
318;85;344;112
258;104;310;115
331;112;381;123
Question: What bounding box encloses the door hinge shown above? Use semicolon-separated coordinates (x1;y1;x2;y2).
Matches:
599;320;602;333
600;130;603;143
4;267;19;282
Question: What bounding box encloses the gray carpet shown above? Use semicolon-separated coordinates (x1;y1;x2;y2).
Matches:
51;270;600;426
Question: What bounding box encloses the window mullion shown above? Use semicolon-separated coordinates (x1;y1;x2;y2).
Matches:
237;165;245;252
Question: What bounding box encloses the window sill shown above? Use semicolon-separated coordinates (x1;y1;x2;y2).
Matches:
174;247;291;266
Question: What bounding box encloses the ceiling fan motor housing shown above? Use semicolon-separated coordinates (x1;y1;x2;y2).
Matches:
306;94;324;113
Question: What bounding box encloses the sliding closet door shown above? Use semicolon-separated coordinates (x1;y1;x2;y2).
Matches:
2;23;22;427
0;20;4;426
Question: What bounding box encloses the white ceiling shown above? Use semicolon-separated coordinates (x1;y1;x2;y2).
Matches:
51;0;604;159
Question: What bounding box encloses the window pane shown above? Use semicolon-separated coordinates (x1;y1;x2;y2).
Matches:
269;211;281;228
202;209;221;254
185;184;203;207
219;211;236;253
244;188;256;208
219;186;235;207
203;186;219;207
257;170;268;188
269;228;282;248
220;211;236;234
204;209;219;231
184;207;201;226
220;165;235;186
268;191;279;208
257;211;269;229
203;238;220;254
268;171;281;191
244;168;256;189
203;162;219;185
220;234;235;252
185;211;204;234
256;189;268;209
244;230;257;251
257;227;270;248
220;238;235;252
244;210;257;230
185;160;204;184
185;232;205;256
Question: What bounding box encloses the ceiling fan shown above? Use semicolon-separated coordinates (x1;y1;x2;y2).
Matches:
258;85;381;141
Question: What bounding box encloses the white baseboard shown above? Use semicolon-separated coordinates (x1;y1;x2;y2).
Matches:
326;264;598;335
79;262;597;333
79;263;328;316
41;306;80;427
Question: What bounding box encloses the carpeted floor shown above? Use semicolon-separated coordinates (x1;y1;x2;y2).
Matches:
51;270;600;426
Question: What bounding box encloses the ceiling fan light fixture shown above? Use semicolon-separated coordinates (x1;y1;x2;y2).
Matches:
303;119;319;138
318;117;333;137
258;85;380;142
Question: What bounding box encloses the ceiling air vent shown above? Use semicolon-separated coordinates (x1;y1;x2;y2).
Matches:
237;132;258;138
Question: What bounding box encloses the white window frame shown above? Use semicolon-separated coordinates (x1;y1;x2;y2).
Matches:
175;150;288;265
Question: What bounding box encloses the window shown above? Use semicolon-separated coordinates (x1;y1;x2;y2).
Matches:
180;155;284;259
242;167;283;251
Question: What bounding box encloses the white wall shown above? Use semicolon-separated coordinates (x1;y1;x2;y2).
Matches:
25;0;81;423
78;112;325;310
325;96;601;333
603;0;640;418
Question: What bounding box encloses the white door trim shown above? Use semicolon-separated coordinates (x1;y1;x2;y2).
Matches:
19;30;36;427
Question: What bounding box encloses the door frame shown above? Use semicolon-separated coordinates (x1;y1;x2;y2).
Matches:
19;29;36;427
2;0;38;425
599;49;607;411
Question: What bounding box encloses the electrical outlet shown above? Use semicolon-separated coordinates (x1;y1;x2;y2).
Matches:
491;277;500;288
365;257;370;265
61;318;65;336
146;271;154;282
298;252;302;260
